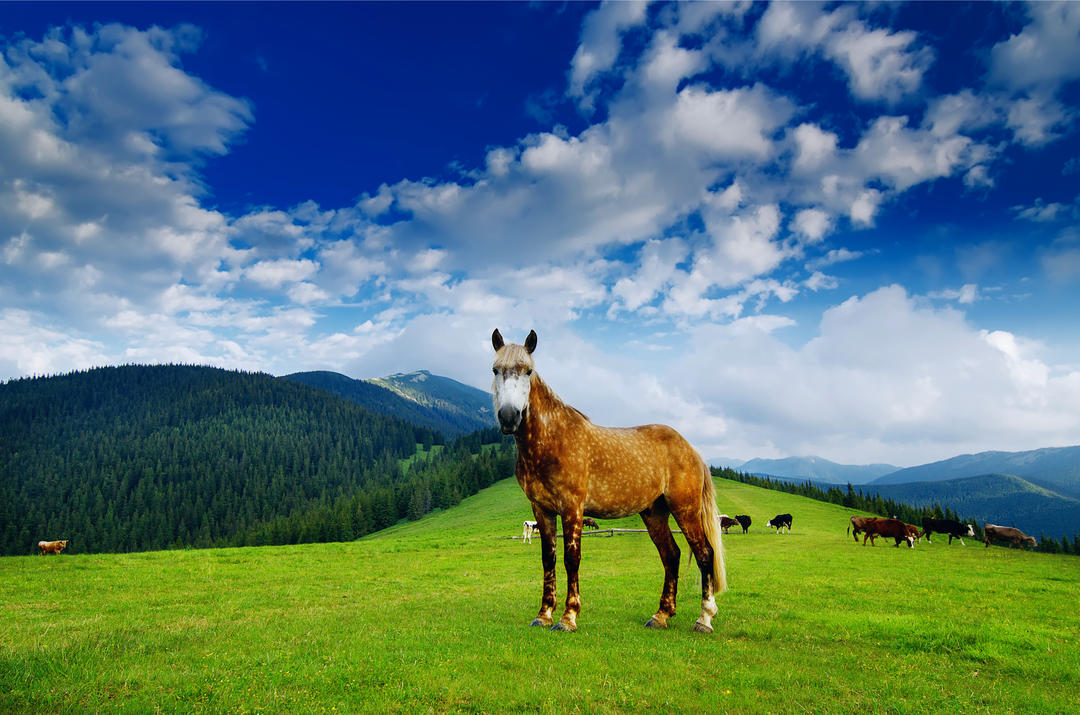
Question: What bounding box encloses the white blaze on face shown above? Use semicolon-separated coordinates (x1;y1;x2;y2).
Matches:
492;368;532;432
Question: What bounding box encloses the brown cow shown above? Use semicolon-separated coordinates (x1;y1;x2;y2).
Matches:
983;524;1037;549
848;516;878;542
38;540;68;555
862;519;917;548
719;515;739;534
582;517;600;530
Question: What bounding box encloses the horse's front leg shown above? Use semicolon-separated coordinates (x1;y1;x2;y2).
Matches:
552;509;583;632
530;505;558;628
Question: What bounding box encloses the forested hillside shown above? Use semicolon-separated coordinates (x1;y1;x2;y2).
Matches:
0;365;513;555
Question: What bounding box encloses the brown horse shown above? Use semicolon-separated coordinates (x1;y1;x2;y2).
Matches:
491;329;726;633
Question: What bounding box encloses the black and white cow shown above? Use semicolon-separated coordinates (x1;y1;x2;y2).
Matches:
766;513;792;534
734;514;751;533
921;517;975;546
522;520;538;544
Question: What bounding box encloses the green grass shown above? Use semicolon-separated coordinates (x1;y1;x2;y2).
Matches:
2;477;1077;713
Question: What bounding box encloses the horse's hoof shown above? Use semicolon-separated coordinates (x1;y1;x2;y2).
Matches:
530;618;552;628
550;621;577;633
691;621;714;634
644;617;668;629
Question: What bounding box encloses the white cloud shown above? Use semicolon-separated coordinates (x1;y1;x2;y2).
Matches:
612;238;687;312
824;22;932;104
1013;199;1070;223
244;258;319;289
804;271;838;291
792;208;831;243
929;284;979;304
790;123;839;173
0;309;110;377
849;189;882;226
989;1;1080;93
756;3;931;104
664;84;794;159
568;0;651;111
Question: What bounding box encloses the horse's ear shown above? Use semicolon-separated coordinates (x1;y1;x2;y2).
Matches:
524;330;537;354
492;329;504;351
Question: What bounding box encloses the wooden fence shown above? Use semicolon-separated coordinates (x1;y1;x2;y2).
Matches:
506;528;682;540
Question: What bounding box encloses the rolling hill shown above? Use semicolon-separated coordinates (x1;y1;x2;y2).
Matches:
2;476;1077;713
282;369;492;437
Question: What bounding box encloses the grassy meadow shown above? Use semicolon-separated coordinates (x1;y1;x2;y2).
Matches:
2;476;1078;713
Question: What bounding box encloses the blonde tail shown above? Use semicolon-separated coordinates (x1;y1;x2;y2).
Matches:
700;463;727;593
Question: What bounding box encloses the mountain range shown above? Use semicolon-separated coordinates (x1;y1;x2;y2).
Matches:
733;456;899;485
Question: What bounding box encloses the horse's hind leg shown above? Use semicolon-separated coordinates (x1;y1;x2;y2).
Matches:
640;501;680;629
670;504;718;634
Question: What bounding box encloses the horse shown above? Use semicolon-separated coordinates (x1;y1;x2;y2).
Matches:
582;517;600;530
491;329;726;633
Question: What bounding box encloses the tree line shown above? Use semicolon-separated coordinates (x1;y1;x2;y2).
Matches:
0;365;513;555
712;467;1080;556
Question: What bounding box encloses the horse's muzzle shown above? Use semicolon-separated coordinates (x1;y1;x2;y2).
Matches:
498;404;523;434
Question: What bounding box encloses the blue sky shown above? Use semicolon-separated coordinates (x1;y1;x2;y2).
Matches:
2;1;1079;466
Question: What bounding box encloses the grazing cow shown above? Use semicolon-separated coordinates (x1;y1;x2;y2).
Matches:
921;518;975;546
522;521;538;544
582;517;600;530
38;540;68;555
766;514;792;534
719;515;739;534
862;518;916;548
848;516;878;543
983;524;1037;550
734;515;751;533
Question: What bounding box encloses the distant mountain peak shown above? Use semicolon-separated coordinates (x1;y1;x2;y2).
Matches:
385;370;431;381
281;369;492;437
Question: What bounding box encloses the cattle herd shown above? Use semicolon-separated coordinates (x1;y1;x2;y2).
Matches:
847;516;1039;550
518;512;1038;553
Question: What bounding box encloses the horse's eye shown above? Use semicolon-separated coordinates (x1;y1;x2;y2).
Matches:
526;370;533;376
492;368;498;375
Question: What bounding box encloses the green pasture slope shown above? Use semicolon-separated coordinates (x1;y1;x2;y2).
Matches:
2;477;1077;713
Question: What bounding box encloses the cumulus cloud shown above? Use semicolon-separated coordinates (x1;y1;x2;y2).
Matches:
669;286;1080;464
567;0;651;112
989;1;1080;93
756;2;931;103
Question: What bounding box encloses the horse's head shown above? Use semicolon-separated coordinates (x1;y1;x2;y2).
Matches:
491;328;537;434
